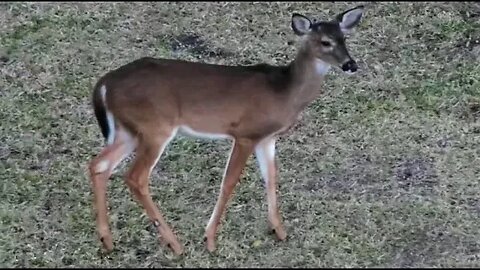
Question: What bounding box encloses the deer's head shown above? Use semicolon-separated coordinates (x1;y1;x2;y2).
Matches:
291;6;364;73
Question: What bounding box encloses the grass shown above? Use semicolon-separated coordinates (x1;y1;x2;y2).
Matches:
1;1;480;267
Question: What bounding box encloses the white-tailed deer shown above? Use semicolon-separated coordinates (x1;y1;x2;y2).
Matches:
88;6;365;255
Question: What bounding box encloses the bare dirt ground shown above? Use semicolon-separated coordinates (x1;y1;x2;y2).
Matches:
1;2;479;267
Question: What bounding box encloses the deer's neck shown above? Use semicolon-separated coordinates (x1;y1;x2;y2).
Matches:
287;44;331;109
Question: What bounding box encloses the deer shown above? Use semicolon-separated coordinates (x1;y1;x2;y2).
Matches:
87;5;365;255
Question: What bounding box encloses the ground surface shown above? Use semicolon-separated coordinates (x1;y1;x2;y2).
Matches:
1;2;480;268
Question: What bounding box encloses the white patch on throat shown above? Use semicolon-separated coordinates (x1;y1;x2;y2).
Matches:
315;59;331;75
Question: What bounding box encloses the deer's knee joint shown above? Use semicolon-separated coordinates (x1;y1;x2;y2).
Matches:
124;175;137;189
125;174;149;196
137;185;149;196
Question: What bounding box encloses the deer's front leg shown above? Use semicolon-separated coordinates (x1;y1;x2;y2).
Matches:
204;139;254;252
255;138;287;240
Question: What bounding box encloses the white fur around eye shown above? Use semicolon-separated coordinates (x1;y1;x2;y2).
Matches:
319;39;335;52
323;46;334;52
321;40;335;50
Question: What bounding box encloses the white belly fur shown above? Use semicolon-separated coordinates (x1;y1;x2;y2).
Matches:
177;125;232;140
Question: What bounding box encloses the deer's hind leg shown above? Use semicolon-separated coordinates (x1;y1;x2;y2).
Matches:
123;128;184;255
89;129;137;252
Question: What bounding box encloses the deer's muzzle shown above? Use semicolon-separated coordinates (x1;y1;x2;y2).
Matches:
341;60;358;72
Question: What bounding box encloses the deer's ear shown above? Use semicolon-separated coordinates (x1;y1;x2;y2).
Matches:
336;5;364;34
291;13;312;36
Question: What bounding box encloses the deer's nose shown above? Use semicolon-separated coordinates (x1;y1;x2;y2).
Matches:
341;60;358;72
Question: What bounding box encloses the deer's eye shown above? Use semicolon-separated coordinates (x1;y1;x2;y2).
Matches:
320;41;331;47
